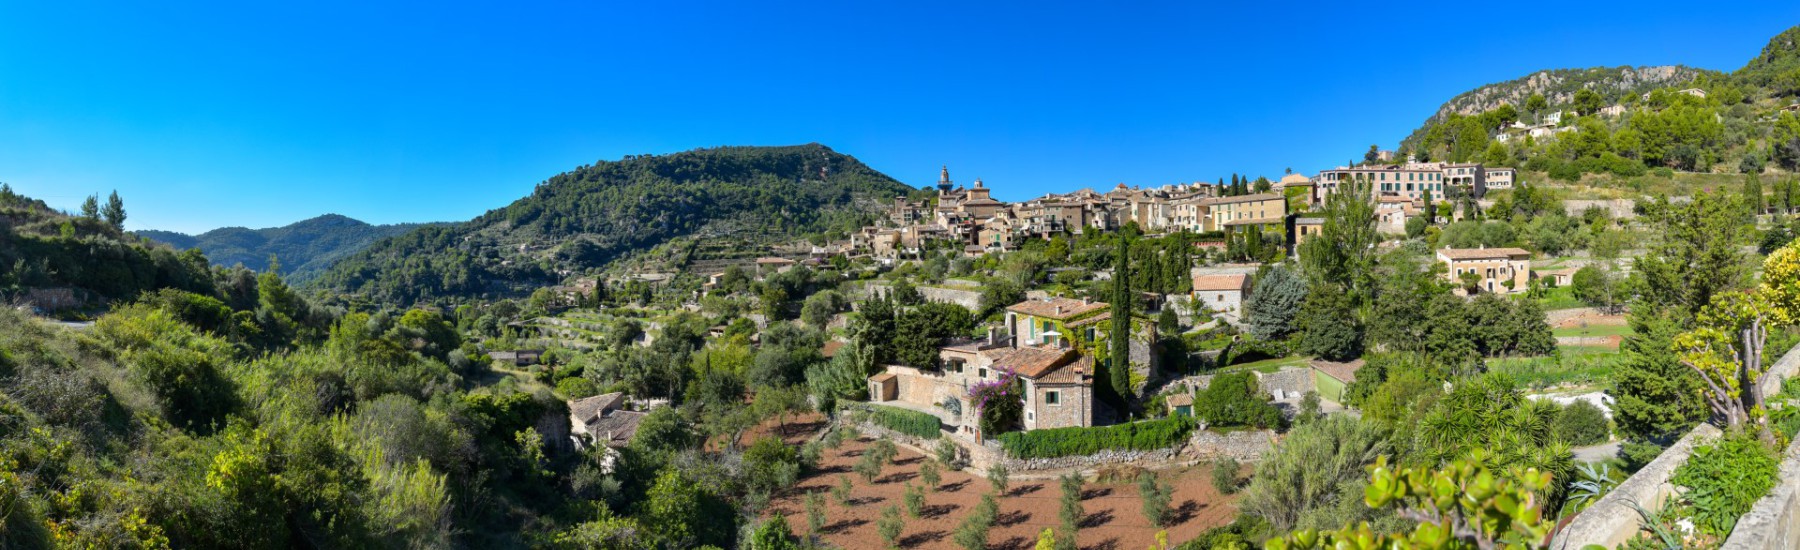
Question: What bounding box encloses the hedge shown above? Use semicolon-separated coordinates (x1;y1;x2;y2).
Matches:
865;404;941;439
997;416;1194;459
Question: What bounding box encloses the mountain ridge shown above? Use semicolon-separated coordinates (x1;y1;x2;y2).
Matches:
309;143;917;305
138;214;431;284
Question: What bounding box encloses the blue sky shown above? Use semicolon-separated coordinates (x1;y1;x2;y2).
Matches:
2;2;1797;233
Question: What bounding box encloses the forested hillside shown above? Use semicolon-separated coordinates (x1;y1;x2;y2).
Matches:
1398;25;1800;180
138;214;428;284
0;185;217;309
311;144;915;305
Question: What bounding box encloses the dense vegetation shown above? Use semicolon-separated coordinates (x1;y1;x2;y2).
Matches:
0;185;219;310
139;214;427;284
1400;25;1800;180
312;144;914;305
996;416;1193;459
863;404;941;439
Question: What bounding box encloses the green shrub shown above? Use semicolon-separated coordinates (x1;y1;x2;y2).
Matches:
864;404;940;439
1194;372;1283;429
1670;433;1780;536
997;416;1193;459
1551;400;1611;446
1210;458;1240;495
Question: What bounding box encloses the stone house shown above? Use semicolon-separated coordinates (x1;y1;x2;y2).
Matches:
1191;273;1251;320
1005;296;1110;347
568;392;654;448
994;346;1095;431
1437;246;1532;294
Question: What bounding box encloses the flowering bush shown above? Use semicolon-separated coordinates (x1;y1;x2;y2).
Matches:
969;366;1023;436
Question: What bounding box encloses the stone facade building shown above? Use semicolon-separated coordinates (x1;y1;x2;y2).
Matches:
1437;246;1532;294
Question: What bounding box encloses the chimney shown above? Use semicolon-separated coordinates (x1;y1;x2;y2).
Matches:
986;326;998;345
1055;305;1063;315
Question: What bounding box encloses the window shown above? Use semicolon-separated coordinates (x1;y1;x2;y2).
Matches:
1027;411;1034;421
1217;294;1225;301
978;368;988;378
1046;391;1061;405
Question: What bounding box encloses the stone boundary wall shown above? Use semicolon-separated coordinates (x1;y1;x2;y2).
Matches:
1154;367;1317;402
1548;423;1720;550
1187;429;1277;462
1551;341;1800;549
1555;336;1619;347
1721;434;1800;549
859;283;983;310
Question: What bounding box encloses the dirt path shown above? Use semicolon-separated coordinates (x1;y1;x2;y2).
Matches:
768;435;1240;549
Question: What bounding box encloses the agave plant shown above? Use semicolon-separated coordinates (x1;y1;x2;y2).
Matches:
1566;462;1619;513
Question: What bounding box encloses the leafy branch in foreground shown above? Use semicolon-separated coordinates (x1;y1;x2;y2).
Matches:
1265;452;1586;550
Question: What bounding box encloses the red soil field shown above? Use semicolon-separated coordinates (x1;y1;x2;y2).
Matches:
766;434;1241;549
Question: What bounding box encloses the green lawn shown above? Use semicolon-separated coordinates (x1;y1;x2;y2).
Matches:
1219;355;1310;374
1534;286;1585;311
1553;324;1634;338
1487;345;1623;389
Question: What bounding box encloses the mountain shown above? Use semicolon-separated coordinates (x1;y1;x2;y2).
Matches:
0;185;216;308
138;214;427;284
311;143;916;305
1398;65;1711;150
1397;25;1800;177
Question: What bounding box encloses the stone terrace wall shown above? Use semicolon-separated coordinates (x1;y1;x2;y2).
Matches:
1156;367;1317;401
1721;434;1800;549
1187;429;1277;462
1551;341;1800;549
1548;424;1720;550
859;283;983;310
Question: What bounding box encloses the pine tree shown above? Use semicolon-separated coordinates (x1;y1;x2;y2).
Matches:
79;194;99;219
102;190;126;230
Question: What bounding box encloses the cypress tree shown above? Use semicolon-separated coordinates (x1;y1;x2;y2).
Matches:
1110;231;1134;403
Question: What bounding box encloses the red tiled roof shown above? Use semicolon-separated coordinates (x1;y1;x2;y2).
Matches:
1165;393;1194;407
1005;297;1108;320
869;373;897;383
1311;359;1365;384
1192;273;1249;292
1036;355;1093;385
992;346;1078;379
1065;311;1112;328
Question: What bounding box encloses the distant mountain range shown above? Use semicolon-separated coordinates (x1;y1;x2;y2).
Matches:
307;143;916;305
138;215;430;284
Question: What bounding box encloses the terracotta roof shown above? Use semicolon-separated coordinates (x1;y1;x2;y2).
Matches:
992;346;1078;379
1005;297;1108;320
1065;311;1112;328
869;372;897;383
1036;355;1093;385
1166;393;1194;407
1535;267;1579;276
1311;359;1366;384
822;340;845;358
1295;217;1325;224
1192;273;1249;292
1438;247;1530;260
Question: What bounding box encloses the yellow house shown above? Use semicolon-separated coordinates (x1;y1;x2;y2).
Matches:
1437;247;1531;294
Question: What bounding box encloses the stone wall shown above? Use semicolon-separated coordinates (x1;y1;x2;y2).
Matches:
1156;366;1316;402
1721;434;1800;549
1549;424;1721;550
1551;341;1800;548
979;439;1181;472
860;283;983;310
1187;429;1277;462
